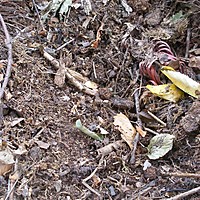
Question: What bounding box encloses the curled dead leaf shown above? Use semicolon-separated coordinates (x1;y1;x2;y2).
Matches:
0;148;15;176
54;66;66;87
92;174;101;187
113;113;136;149
0;162;13;176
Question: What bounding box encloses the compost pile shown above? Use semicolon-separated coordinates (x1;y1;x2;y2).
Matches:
0;0;199;199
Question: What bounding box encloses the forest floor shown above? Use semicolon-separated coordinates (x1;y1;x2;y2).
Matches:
0;0;200;199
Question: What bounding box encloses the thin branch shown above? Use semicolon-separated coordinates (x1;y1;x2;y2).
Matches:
6;158;19;200
32;0;45;31
185;28;191;59
82;167;100;196
147;111;166;126
0;14;13;99
130;90;142;164
0;14;13;126
144;127;159;135
40;47;98;96
161;171;200;178
5;180;18;200
56;39;75;51
163;185;200;200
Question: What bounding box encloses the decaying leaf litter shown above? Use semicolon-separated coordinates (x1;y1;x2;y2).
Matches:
0;0;200;199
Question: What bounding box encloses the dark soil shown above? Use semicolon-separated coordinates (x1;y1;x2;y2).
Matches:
0;0;199;199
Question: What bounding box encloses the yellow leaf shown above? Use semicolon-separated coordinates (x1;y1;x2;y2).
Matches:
113;113;136;149
161;66;175;71
161;66;200;98
146;83;184;102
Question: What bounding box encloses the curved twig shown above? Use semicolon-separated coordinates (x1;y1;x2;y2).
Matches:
0;14;13;99
0;14;13;126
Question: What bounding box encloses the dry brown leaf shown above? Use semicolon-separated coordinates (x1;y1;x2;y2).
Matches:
54;66;66;87
0;62;4;69
0;140;7;151
0;162;13;176
91;23;104;48
9;169;21;180
113;113;136;149
189;56;200;71
92;174;101;187
0;148;15;176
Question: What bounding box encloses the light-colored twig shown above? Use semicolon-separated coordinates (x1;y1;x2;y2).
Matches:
82;167;101;196
40;47;98;96
185;28;191;59
144;127;159;135
0;14;13;98
5;180;18;200
161;171;200;178
56;39;75;51
32;0;45;31
163;185;200;200
147;111;166;126
6;158;20;200
0;14;13;126
92;61;97;79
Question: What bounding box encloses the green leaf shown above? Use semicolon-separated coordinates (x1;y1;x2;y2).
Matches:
147;134;175;160
170;11;184;23
76;120;103;141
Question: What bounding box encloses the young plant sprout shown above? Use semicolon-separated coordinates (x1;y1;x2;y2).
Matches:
139;40;186;85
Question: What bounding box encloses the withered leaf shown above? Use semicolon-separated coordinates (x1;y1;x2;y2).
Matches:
113;113;136;149
54;66;66;87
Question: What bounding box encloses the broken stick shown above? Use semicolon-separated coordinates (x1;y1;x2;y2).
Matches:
40;47;98;96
